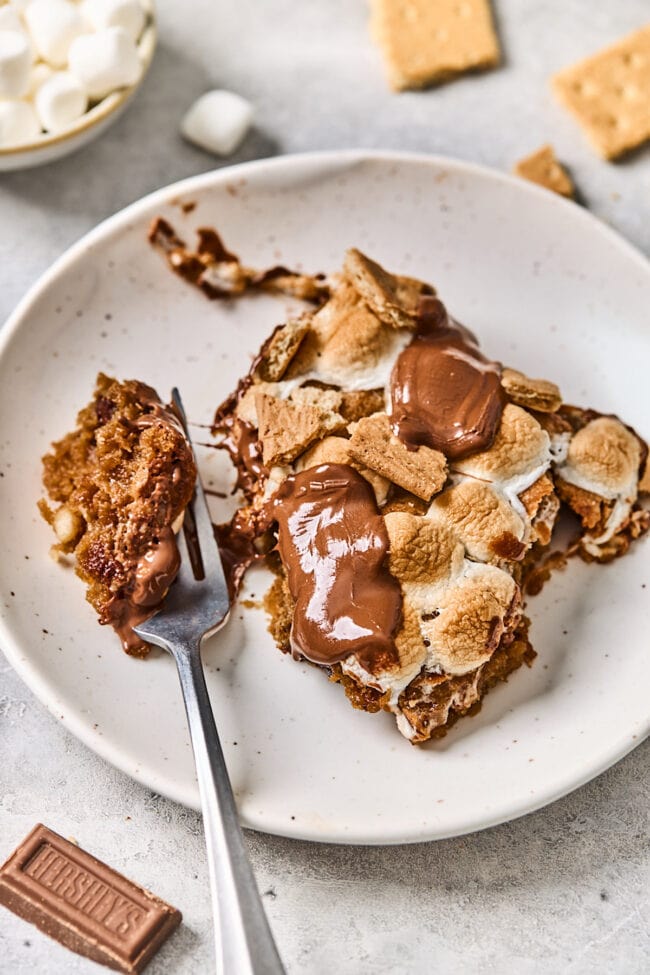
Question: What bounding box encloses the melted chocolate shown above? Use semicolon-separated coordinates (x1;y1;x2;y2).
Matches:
131;527;181;607
390;297;505;460
272;464;402;674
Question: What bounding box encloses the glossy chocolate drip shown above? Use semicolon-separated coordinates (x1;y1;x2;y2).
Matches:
131;527;181;607
216;416;268;496
272;464;402;673
390;296;505;460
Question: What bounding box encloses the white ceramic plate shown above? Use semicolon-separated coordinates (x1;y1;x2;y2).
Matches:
1;152;649;845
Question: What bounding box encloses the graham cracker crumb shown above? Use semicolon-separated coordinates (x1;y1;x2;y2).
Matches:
349;413;448;500
552;25;650;159
371;0;500;91
513;145;575;198
501;367;562;413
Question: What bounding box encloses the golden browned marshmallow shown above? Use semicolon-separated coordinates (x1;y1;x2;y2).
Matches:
344;248;424;329
384;511;464;590
559;417;641;498
295;436;390;505
453;404;550;482
235;381;281;425
255;393;342;466
501;368;562;413
348;412;447;500
285;279;411;389
422;564;516;675
428;479;527;563
289;385;344;416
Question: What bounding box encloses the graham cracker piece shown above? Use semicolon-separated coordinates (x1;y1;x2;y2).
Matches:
501;368;562;413
552;25;650;159
344;248;420;329
513;145;575;198
348;413;447;500
371;0;501;92
255;393;338;466
639;456;650;494
254;319;311;382
296;435;390;505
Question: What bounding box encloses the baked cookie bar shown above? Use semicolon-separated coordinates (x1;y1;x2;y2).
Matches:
193;246;648;743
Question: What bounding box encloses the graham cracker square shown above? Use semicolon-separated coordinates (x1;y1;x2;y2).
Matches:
552;25;650;160
371;0;501;91
513;145;575;198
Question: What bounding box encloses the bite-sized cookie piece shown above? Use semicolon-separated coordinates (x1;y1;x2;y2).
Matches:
348;412;447;501
39;374;197;656
552;25;650;160
370;0;500;91
253;318;311;383
296;436;390;505
513;145;575;198
344;248;428;329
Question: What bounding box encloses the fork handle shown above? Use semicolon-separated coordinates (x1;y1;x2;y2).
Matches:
171;643;286;975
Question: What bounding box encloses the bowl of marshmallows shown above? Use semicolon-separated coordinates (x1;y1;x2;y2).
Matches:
0;0;155;170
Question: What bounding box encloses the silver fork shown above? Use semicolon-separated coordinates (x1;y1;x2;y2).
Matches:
134;389;286;975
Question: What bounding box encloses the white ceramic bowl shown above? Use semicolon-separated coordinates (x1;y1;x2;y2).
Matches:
0;11;156;172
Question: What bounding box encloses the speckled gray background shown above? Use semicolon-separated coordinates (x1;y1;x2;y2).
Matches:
1;1;649;972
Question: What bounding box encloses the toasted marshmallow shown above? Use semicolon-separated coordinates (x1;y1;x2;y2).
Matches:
296;435;390;506
287;279;412;390
68;25;140;99
0;97;40;146
35;70;87;132
181;89;253;157
0;30;31;97
24;0;87;68
428;478;527;564
556;416;641;553
80;0;145;42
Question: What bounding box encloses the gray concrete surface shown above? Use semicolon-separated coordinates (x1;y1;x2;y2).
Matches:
1;1;648;972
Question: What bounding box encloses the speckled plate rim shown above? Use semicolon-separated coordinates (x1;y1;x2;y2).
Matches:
0;150;649;845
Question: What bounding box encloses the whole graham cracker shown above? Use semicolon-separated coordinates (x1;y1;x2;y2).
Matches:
513;145;575;199
552;25;650;159
371;0;501;91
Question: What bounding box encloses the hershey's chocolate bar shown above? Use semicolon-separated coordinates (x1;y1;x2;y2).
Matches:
0;824;181;973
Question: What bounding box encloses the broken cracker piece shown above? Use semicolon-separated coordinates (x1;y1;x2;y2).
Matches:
349;413;447;501
255;319;311;382
345;248;419;329
371;0;500;92
501;368;562;413
513;145;575;198
552;25;650;160
255;393;339;466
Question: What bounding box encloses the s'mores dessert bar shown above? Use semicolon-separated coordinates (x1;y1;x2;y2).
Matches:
201;246;648;743
39;374;197;656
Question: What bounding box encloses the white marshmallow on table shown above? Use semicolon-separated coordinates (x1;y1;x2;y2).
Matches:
181;90;254;157
35;70;87;132
0;98;40;147
0;30;31;98
67;26;140;99
80;0;145;43
24;0;87;68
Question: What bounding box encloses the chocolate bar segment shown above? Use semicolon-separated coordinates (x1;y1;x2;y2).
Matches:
0;824;181;973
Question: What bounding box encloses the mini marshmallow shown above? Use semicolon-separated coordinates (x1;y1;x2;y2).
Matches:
0;8;25;35
26;60;53;98
35;70;87;133
0;98;40;147
81;0;145;43
67;26;140;99
0;30;31;98
181;90;253;157
24;0;87;68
